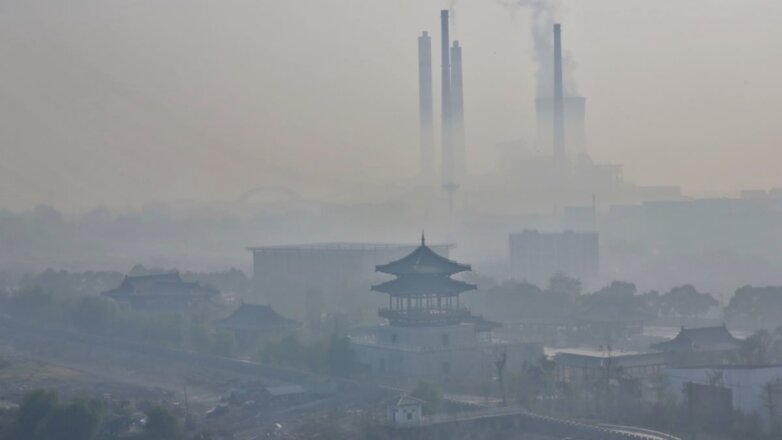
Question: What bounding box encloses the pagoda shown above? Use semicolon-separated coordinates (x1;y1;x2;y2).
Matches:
371;234;476;327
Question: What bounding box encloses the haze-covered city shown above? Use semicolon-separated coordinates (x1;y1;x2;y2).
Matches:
1;1;782;439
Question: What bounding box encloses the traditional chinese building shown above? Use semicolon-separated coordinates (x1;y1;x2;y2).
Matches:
351;235;541;381
102;273;219;312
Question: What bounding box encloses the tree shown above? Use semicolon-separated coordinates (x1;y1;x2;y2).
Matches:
741;330;773;366
42;398;103;440
144;406;180;440
73;297;118;334
548;274;581;298
725;285;782;326
410;381;443;415
659;285;717;318
13;389;58;440
325;335;354;377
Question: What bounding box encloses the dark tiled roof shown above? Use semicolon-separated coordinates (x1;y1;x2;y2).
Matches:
102;273;218;300
371;275;476;297
375;243;470;276
218;303;298;331
651;325;741;352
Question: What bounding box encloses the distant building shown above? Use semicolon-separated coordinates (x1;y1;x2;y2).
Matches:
651;325;743;367
555;349;665;384
387;395;425;427
535;96;587;158
665;365;782;429
509;230;599;287
101;273;219;311
217;303;299;345
248;242;452;321
351;235;542;380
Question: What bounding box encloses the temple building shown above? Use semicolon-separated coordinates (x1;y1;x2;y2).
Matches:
351;235;542;381
101;273;219;312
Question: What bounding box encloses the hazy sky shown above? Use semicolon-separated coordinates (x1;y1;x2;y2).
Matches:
1;0;781;210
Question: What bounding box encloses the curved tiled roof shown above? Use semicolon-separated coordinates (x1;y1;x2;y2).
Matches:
375;241;470;276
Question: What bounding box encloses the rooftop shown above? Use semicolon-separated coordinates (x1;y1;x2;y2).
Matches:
651;325;742;352
375;236;470;276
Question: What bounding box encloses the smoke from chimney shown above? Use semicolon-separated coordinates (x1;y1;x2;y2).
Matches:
496;0;578;98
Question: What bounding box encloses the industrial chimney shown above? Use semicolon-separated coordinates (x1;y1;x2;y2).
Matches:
553;23;565;161
450;40;465;182
418;32;434;179
440;10;454;187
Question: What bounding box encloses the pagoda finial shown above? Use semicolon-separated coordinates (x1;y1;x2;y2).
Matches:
421;231;426;246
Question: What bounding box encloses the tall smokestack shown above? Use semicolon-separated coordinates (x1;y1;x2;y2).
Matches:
440;10;453;186
450;41;465;182
418;32;434;179
553;23;565;161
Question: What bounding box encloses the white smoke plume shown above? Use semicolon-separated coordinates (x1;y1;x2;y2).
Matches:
496;0;578;98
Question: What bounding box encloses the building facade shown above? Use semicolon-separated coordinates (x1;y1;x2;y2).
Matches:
352;236;542;381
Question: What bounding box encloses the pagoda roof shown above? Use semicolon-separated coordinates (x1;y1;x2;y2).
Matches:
375;236;470;276
371;275;476;297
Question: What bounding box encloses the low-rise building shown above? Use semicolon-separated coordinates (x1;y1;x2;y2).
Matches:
665;364;782;429
102;273;219;311
217;303;299;346
651;324;743;367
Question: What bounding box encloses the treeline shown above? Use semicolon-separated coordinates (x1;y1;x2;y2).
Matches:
471;275;719;323
471;274;782;328
0;389;207;440
4;265;252;298
3;287;235;357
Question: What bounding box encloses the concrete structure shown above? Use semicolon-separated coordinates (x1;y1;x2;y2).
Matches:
554;349;665;385
665;365;782;427
440;9;453;188
509;229;599;286
536;96;586;158
418;31;434;179
553;23;565;162
388;395;425;427
450;40;465;182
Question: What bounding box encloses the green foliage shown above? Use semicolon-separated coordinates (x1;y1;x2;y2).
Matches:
42;398;103;440
9;288;54;318
11;390;102;440
13;389;58;440
658;285;717;318
410;381;443;415
725;285;782;325
72;296;118;334
506;356;556;409
144;406;180;440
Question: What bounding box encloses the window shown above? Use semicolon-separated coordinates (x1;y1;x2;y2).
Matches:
441;334;450;346
406;411;413;420
391;333;398;344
